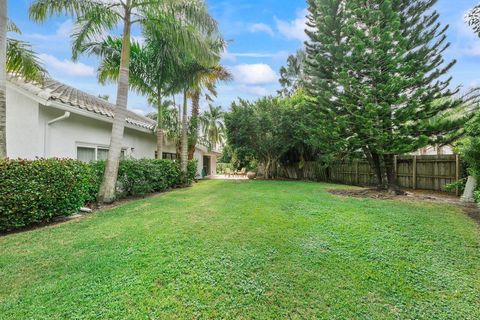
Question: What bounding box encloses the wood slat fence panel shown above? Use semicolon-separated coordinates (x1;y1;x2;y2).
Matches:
277;155;462;194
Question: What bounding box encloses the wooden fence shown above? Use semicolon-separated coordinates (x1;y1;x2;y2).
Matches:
277;155;462;194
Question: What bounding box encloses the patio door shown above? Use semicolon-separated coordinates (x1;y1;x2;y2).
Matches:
203;156;211;177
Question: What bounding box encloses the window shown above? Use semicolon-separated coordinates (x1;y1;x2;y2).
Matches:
77;146;126;162
97;148;109;161
77;147;96;162
154;152;177;160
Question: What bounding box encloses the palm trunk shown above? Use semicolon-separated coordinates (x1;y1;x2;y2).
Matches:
0;0;7;159
156;93;163;159
188;89;200;160
180;89;188;173
98;9;131;203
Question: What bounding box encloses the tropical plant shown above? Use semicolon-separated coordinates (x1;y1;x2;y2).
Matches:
201;105;225;150
29;0;220;202
187;64;231;159
1;13;47;159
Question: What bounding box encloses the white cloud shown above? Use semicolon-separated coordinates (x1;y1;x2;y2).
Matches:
249;23;274;36
231;63;278;85
25;19;73;41
240;85;273;96
38;54;96;77
275;9;308;42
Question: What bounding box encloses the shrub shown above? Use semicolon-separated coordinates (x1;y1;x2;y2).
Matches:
0;159;92;232
0;158;199;231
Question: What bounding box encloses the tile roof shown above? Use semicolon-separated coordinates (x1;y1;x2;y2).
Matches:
8;75;156;131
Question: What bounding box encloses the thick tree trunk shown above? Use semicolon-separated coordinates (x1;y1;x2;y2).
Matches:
98;10;131;203
188;90;200;160
0;0;7;159
180;90;188;173
364;148;384;189
384;153;402;194
156;94;163;159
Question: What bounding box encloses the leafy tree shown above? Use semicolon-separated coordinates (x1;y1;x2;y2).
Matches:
225;97;291;179
29;0;219;202
1;13;47;159
304;0;472;193
278;49;305;97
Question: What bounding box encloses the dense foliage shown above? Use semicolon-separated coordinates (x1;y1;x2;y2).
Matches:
303;0;472;192
0;159;91;231
0;158;197;231
455;115;480;202
225;0;475;189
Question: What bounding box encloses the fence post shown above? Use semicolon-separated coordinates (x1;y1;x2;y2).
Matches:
412;155;417;190
455;154;460;196
355;160;359;185
394;155;398;182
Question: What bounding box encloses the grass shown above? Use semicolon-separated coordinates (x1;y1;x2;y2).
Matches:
1;180;479;319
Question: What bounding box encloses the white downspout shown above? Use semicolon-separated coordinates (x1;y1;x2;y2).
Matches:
44;111;70;157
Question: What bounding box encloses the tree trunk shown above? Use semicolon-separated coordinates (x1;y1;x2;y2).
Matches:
180;89;188;173
188;89;200;160
384;153;402;194
156;94;163;159
98;10;131;204
0;0;7;159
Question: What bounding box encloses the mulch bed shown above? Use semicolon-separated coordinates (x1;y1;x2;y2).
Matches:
328;188;480;225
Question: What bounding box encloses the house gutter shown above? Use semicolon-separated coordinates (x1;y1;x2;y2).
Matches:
44;111;71;157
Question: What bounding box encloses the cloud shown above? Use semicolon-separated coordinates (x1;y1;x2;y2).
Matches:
38;54;96;77
275;9;308;42
222;50;290;62
25;19;73;41
249;23;274;36
240;85;273;96
231;63;278;85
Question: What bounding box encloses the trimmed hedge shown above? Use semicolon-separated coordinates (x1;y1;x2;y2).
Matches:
0;159;92;231
0;158;198;232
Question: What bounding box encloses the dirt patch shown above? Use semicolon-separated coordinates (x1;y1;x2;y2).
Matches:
328;188;461;204
329;188;480;225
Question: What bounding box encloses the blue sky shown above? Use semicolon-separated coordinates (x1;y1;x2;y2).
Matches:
7;0;480;115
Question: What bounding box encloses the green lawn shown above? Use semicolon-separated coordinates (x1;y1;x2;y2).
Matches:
1;180;479;319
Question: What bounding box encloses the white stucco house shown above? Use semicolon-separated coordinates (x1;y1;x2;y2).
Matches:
5;75;219;177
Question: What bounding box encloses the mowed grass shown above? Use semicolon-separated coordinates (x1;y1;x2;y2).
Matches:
1;180;480;319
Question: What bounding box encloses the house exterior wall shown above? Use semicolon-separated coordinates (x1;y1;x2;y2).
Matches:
5;87;43;159
5;84;216;178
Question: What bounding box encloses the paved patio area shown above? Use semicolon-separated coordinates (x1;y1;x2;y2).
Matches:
211;174;248;180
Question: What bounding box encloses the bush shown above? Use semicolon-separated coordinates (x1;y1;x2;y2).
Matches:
89;159;197;199
0;159;92;232
0;159;198;232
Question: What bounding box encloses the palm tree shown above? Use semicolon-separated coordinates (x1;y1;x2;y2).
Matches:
0;13;47;159
0;0;7;159
201;105;225;150
187;64;232;160
29;0;220;203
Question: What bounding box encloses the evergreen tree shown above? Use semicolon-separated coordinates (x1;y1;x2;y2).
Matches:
305;0;472;193
278;50;306;97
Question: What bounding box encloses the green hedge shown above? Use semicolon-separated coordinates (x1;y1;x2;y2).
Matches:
0;159;198;232
0;159;92;231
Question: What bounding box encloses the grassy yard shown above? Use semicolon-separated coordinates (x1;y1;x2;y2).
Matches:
1;180;479;319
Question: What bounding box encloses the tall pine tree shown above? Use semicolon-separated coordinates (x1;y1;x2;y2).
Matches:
305;0;472;193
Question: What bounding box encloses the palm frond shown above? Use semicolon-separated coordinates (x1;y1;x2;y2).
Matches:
6;38;47;82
